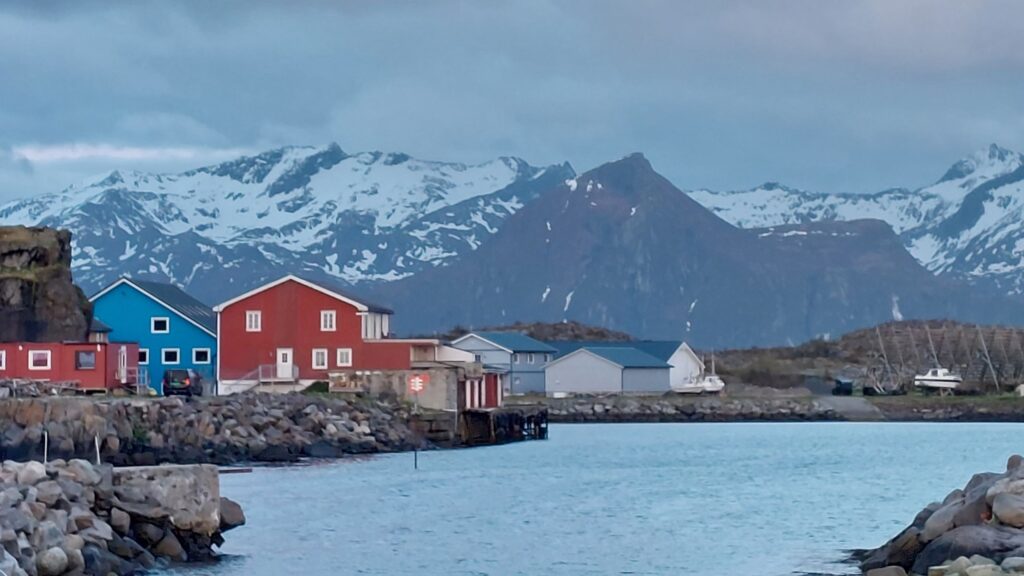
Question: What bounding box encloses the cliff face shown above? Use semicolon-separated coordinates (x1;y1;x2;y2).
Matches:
0;226;91;342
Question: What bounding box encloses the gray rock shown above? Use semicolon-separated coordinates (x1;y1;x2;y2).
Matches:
219;497;245;532
995;493;1024;528
866;567;908;576
30;520;64;550
65;460;101;486
154;531;187;561
16;461;47;486
0;550;19;576
35;546;67;576
33;480;62;507
912;525;1024;574
1002;556;1024;572
62;534;84;551
924;500;966;542
78;519;113;545
63;548;84;573
131;522;164;546
110;507;130;535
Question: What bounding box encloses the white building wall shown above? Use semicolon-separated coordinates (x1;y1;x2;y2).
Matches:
668;344;704;387
545;352;623;395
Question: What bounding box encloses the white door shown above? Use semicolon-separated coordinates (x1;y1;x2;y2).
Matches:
118;346;128;384
276;348;293;379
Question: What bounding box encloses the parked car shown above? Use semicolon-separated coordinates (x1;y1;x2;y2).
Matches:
163;369;204;397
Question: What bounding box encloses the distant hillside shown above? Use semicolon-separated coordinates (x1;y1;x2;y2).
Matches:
427;321;633;343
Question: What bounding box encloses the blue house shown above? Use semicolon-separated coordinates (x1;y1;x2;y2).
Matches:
451;332;556;395
90;278;217;394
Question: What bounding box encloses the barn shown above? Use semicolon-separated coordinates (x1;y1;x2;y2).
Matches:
544;346;671;395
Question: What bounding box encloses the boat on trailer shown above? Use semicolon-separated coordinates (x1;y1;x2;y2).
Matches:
914;368;962;394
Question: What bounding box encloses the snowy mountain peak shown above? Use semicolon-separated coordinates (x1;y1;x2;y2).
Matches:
937;143;1023;185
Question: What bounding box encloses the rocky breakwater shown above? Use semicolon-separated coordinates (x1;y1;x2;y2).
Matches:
0;393;422;466
0;459;244;576
527;395;841;423
862;455;1024;576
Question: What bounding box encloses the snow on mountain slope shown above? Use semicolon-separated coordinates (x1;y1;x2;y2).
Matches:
0;143;575;302
690;144;1024;294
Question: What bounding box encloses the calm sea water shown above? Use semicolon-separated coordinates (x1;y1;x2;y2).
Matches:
171;423;1024;576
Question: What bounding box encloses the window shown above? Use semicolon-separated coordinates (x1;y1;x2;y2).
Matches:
320;310;336;332
28;350;51;371
513;353;520;363
162;349;180;365
193;348;211;364
312;348;329;370
527;353;535;364
336;348;352;367
474;354;481;363
75;351;97;370
245;311;262;332
151;317;170;334
0;350;5;370
138;349;149;365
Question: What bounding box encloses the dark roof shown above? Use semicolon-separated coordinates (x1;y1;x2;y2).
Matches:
128;279;217;334
582;347;671;369
473;332;557;353
89;318;112;333
293;274;394;315
548;340;683;362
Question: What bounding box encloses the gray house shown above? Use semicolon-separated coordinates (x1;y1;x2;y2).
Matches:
451;332;556;395
545;347;671;395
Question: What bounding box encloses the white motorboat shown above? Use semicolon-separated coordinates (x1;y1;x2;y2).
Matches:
913;368;963;391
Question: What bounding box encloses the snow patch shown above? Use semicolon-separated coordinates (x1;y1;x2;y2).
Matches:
563;290;575;313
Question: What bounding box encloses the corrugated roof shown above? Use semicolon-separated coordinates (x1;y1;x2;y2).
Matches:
584;347;671;369
292;274;394;315
549;340;682;362
474;332;557;353
129;279;217;334
89;318;112;333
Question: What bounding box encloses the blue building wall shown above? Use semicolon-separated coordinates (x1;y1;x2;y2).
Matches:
91;283;217;394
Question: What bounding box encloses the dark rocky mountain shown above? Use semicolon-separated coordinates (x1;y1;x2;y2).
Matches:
0;226;91;342
426;321;633;343
377;154;1024;348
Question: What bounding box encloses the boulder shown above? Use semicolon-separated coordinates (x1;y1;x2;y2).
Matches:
15;462;47;486
35;546;67;576
154;531;187;561
867;567;908;576
219;497;246;532
925;500;967;542
1002;556;1024;572
994;493;1024;528
110;507;130;535
912;526;1024;574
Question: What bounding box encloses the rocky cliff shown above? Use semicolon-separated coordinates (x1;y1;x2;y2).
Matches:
0;226;91;343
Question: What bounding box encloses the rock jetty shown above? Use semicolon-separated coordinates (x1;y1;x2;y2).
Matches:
0;459;243;576
520;394;840;423
862;455;1024;575
0;393;421;466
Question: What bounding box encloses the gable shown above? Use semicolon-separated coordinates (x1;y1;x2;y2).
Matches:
452;334;510;353
91;278;216;337
214;275;392;314
91;283;216;343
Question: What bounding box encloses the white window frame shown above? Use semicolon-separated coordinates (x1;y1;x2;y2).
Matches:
0;350;5;370
336;348;352;367
151;317;170;334
245;310;262;332
320;310;337;332
528;353;535;364
162;348;181;365
28;350;52;371
312;348;329;370
192;348;211;364
138;348;149;365
513;353;520;363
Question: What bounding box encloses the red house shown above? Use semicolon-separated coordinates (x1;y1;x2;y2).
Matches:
0;340;141;392
214;275;414;393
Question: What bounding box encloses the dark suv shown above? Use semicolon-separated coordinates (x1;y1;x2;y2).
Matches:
163;369;204;397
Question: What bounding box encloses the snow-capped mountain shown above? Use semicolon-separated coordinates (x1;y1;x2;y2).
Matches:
690;144;1024;294
0;144;575;302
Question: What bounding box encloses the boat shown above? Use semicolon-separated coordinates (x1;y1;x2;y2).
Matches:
913;368;962;393
672;353;725;395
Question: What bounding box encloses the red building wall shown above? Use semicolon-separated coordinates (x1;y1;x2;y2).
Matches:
0;342;139;390
218;279;412;381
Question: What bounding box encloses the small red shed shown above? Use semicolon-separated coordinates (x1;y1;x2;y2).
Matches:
0;341;141;391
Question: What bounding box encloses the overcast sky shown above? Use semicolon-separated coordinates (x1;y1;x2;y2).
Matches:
2;0;1023;201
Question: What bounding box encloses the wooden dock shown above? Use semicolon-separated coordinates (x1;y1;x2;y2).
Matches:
411;405;548;448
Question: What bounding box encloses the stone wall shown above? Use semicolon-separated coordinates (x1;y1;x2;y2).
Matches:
0;393;423;466
0;460;244;576
0;227;91;343
508;394;841;423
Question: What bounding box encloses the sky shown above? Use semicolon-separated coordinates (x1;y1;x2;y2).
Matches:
2;0;1024;202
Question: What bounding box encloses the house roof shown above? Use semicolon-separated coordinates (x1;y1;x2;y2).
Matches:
213;274;394;314
89;318;112;333
462;331;557;353
585;347;671;369
90;277;217;337
547;346;672;370
548;340;684;362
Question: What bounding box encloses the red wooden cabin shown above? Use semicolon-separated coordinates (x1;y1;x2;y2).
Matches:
0;341;141;391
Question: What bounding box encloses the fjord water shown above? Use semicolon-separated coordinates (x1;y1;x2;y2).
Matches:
178;423;1024;576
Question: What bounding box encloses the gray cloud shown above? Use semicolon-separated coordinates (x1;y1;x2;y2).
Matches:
1;0;1023;201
